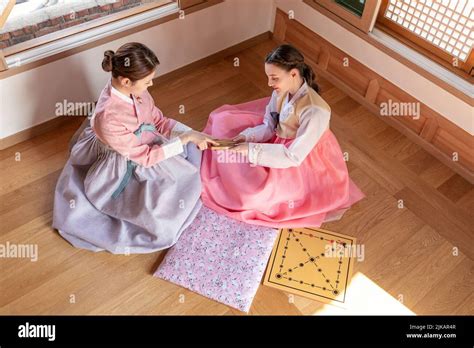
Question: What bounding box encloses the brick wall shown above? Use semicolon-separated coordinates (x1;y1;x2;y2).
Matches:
0;0;144;49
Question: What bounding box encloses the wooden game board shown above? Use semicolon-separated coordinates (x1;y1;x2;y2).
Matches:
263;227;357;306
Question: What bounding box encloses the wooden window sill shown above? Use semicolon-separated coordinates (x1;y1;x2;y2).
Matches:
0;0;223;79
370;27;473;100
303;0;473;106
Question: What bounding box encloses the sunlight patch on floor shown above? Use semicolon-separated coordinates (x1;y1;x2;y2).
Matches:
312;272;416;315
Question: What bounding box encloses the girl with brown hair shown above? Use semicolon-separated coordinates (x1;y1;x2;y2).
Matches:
200;44;365;227
53;42;217;254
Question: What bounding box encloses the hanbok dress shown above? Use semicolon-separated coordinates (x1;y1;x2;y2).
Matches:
52;79;202;254
200;80;365;228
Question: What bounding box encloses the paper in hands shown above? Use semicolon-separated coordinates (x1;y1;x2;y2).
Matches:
209;139;238;150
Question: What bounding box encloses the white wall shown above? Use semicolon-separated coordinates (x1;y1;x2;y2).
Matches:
1;0;472;140
275;0;473;135
0;0;274;139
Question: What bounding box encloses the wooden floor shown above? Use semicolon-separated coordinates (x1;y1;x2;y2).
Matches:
0;38;472;315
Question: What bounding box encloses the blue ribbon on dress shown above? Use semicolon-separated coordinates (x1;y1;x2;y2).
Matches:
111;123;157;199
133;123;157;137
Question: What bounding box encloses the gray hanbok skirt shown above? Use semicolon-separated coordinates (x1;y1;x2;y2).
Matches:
52;119;202;254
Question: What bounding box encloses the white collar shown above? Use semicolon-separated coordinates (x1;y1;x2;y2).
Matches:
284;80;308;106
111;83;133;105
289;80;308;103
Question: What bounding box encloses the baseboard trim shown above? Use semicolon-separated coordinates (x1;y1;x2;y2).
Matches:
0;117;73;150
155;31;272;84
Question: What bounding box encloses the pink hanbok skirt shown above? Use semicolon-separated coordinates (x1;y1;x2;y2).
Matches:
200;97;365;228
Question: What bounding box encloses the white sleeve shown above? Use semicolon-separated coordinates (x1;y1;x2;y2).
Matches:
168;121;194;159
162;137;185;159
170;121;193;139
239;91;278;143
248;106;330;168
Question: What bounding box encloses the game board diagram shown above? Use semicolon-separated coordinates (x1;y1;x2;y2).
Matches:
263;227;356;305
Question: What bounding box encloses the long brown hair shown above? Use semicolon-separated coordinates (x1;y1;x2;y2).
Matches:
265;44;320;93
102;42;159;82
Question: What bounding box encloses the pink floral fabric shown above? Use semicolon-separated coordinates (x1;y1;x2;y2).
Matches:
154;206;278;312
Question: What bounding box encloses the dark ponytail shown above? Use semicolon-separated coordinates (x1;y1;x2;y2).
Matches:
301;63;318;93
265;44;320;94
101;42;160;82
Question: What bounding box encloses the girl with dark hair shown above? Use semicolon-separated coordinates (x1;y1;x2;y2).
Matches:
53;42;217;254
200;44;365;228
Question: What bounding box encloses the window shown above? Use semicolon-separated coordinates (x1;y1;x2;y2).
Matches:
305;0;473;78
335;0;368;17
0;0;174;51
377;0;473;75
314;0;383;32
0;0;178;72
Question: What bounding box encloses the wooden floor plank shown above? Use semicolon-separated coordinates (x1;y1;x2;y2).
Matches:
0;148;70;196
402;148;446;176
456;187;474;215
437;174;473;203
0;170;61;235
418;160;456;189
356;209;425;274
394;187;473;259
412;256;473;315
453;293;474;315
366;225;447;303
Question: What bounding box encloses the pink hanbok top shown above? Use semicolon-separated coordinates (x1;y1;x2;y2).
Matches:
91;79;191;168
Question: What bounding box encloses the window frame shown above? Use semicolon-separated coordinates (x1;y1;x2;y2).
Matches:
314;0;382;33
302;0;473;102
1;0;176;59
376;0;473;75
0;0;221;75
0;0;15;30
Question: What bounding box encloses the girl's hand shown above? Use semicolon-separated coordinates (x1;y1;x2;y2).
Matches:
194;133;219;150
232;134;246;143
228;143;249;156
179;131;219;150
